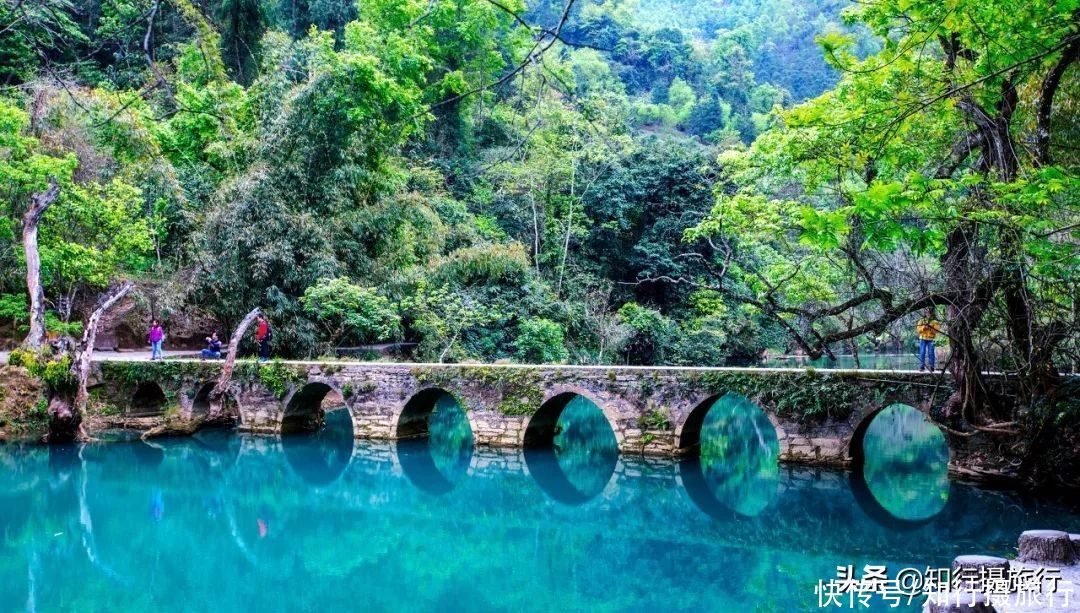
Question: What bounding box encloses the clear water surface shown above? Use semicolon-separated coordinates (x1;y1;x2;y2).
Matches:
2;395;1077;612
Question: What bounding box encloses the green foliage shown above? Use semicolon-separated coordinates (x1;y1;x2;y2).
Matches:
40;356;75;392
257;360;305;399
681;0;1080;397
300;277;401;348
402;282;504;363
44;313;83;339
2;0;806;369
514;318;570;364
9;349;75;392
0;94;157;299
6;348;37;369
4;0;1073;397
0;293;27;328
637;408;672;431
617;302;676;364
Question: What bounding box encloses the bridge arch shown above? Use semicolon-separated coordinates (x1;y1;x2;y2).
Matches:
523;388;622;448
847;402;952;468
281;381;352;434
191;382;215;417
392;387;479;441
674;392;781;517
392;388;475;494
522;389;620;505
675;392;781;456
130;381;168;415
849;403;952;525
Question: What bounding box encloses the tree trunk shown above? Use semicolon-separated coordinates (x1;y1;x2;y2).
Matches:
143;307;261;439
207;308;262;420
22;179;61;350
1017;530;1077;565
72;283;134;415
940;223;993;422
45;282;134;442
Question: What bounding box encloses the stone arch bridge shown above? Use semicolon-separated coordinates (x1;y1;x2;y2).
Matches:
89;359;987;466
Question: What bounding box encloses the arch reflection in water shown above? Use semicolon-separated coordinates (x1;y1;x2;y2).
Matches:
398;392;473;495
191;427;242;470
859;403;950;523
281;408;355;486
687;393;779;518
524;394;618;505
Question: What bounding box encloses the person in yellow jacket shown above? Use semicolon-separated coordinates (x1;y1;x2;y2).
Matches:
916;311;941;371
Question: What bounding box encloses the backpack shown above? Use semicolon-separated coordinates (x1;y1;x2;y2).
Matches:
264;322;273;342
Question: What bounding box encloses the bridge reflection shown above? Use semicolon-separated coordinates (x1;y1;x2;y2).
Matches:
849;403;953;527
1;427;1062;605
95;399;961;518
281;409;355;486
524;395;619;505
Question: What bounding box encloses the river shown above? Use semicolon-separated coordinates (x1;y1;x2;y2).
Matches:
1;396;1077;611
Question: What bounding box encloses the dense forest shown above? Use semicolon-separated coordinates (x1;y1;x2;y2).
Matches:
1;0;879;365
2;0;1079;446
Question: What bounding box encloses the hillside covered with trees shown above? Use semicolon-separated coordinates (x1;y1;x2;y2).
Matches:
2;0;876;365
2;0;1077;398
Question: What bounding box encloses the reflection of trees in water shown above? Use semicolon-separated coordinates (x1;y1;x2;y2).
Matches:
698;393;779;517
426;393;473;481
281;408;354;486
551;396;618;498
862;404;949;522
2;435;1080;610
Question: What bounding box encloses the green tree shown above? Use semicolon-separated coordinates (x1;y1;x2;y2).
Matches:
616;301;676;364
401;282;503;363
1;94;156;324
300;277;401;348
515;317;570;363
684;0;1079;426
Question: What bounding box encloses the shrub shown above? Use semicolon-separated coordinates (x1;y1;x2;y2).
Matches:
300;277;401;346
514;318;569;364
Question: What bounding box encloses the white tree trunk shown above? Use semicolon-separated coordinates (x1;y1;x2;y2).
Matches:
73;282;135;416
45;281;133;442
22;179;60;349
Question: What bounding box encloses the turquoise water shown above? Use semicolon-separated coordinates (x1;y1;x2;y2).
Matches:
2;395;1078;612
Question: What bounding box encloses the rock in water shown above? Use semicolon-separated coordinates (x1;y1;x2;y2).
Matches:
1017;530;1077;565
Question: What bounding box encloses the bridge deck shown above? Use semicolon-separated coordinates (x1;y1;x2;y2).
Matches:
1;349;968;376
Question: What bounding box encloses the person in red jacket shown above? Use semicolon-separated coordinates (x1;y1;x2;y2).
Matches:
255;314;271;363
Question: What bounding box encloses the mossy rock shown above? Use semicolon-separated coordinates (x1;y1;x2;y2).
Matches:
0;366;47;440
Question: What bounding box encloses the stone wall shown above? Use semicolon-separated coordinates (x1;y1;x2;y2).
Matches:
88;360;968;467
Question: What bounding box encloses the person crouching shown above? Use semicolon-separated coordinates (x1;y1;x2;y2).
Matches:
201;332;223;360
